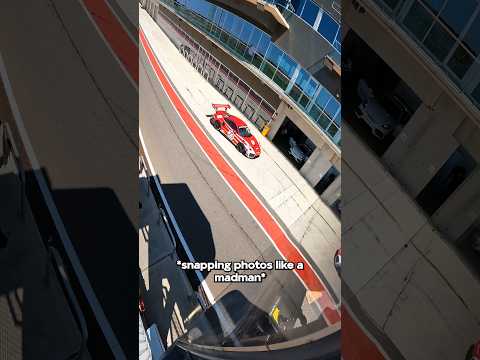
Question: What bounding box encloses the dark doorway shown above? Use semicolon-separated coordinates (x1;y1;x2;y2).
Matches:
273;117;316;169
457;222;480;278
416;146;476;216
342;29;421;156
315;165;339;194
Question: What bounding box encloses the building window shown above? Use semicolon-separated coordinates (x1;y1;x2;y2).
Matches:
375;0;405;11
308;104;322;122
291;0;305;15
438;0;477;36
423;23;455;62
324;98;340;119
273;71;290;90
318;12;339;43
472;83;480;105
167;0;341;146
327;122;339;138
421;0;444;14
314;87;332;111
300;0;319;27
464;15;480;56
317;112;331;130
447;44;475;79
277;53;296;78
403;1;434;41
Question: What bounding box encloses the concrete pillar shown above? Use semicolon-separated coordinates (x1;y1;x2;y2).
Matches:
267;102;288;140
431;125;480;241
321;175;341;206
433;169;480;241
300;145;333;186
382;93;463;197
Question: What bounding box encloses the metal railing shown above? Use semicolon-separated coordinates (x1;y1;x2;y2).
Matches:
139;147;210;311
156;0;341;145
49;245;89;360
139;155;176;253
1;122;25;220
154;10;278;131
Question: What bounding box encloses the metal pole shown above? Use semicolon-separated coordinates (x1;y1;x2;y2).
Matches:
18;157;25;221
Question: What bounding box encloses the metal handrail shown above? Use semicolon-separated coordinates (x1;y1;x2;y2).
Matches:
139;155;177;251
49;245;89;360
1;122;25;220
154;7;277;126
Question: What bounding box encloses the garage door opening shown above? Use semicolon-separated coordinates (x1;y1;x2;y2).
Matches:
342;29;421;156
416;146;476;216
315;165;339;194
273;117;316;169
457;222;480;279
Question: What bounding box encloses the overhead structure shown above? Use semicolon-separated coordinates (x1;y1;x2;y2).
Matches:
207;0;289;40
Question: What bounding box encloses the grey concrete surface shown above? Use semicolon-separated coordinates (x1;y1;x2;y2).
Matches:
139;12;338;337
343;122;480;360
139;168;204;348
139;48;326;332
140;9;341;305
0;0;138;356
0;137;84;360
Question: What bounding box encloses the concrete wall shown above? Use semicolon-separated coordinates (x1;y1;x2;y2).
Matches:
343;4;443;107
269;101;341;184
344;2;480;242
431;120;480;240
433;169;480;241
342;123;480;360
321;175;340;205
157;1;341;196
270;101;340;156
275;11;333;71
300;145;334;185
384;94;464;197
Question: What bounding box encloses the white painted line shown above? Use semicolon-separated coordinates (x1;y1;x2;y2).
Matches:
0;52;126;360
139;28;340;320
75;0;138;92
139;129;241;344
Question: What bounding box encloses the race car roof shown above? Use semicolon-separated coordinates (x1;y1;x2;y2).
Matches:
227;115;248;128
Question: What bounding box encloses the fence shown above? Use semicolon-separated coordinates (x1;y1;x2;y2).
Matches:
154;9;277;131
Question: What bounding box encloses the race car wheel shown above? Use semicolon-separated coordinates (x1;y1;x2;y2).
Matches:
213;120;221;130
237;143;245;155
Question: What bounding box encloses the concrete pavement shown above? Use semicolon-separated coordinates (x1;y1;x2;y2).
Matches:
139;10;341;347
139;41;329;337
0;0;138;356
0;123;85;359
343;122;480;360
138;7;480;360
139;164;204;348
140;7;341;302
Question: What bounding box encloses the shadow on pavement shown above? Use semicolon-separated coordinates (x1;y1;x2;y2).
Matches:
18;167;138;359
0;170;83;359
160;182;216;289
139;176;218;348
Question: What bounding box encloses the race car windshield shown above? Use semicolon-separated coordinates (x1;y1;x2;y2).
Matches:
239;126;251;137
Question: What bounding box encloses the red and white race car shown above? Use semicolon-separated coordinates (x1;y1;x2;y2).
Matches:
207;104;261;159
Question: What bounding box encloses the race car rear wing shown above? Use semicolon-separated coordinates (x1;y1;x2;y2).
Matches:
212;103;231;112
207;104;231;118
